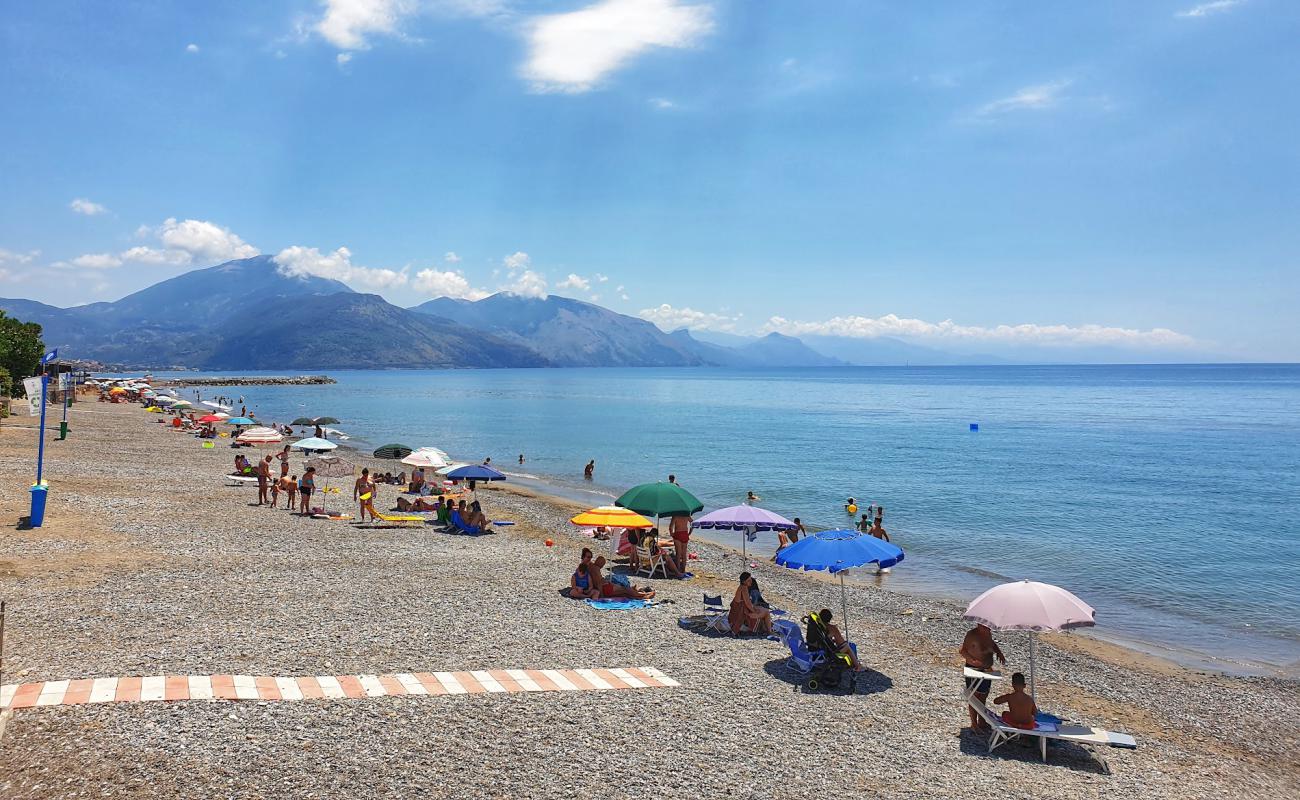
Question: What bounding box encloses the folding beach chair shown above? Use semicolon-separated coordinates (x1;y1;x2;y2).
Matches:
636;541;668;578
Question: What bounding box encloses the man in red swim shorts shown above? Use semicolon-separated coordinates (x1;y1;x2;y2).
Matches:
669;513;692;572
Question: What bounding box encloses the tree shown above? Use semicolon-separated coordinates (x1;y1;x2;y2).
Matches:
0;310;45;391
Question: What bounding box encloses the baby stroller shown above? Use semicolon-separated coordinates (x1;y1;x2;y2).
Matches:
774;612;857;692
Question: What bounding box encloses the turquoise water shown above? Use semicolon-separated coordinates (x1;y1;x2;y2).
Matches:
153;365;1300;674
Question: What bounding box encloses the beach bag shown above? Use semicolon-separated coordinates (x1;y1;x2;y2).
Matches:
609;573;632;588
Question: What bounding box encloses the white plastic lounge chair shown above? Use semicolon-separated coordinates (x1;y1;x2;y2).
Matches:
966;690;1137;774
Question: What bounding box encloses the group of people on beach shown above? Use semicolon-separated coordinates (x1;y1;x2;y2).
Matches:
961;622;1038;731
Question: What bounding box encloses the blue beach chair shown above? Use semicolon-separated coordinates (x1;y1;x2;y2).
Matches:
774;617;857;692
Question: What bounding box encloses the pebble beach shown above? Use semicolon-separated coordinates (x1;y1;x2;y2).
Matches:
0;401;1297;799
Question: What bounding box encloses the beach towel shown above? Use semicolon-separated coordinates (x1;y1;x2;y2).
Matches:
584;599;649;610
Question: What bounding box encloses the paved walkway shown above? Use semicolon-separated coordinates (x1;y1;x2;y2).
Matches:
0;667;679;709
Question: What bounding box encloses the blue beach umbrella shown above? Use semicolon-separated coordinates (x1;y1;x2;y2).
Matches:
776;530;905;637
445;464;507;486
225;416;256;427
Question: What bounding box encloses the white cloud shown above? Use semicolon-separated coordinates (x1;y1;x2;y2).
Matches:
119;246;191;266
0;248;39;266
522;0;714;93
594;273;608;282
620;293;630;300
337;52;354;65
186;43;200;53
976;80;1071;117
763;314;1196;350
638;303;737;332
68;253;123;270
273;245;407;290
69;198;109;216
1176;0;1244;17
504;270;548;298
315;0;416;49
503;251;531;272
313;0;504;50
412;267;489;299
444;250;461;263
156;217;259;262
649;97;676;109
556;273;591;291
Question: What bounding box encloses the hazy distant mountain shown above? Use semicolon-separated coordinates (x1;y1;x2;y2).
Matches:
799;334;997;365
689;330;760;349
208;293;546;369
411;293;707;367
734;332;846;366
0;257;544;370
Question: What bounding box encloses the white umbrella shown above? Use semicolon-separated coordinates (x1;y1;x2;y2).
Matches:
963;580;1096;698
402;449;451;468
155;396;178;405
291;437;338;452
436;462;469;476
236;426;285;444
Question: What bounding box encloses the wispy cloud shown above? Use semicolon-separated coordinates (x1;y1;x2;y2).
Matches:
521;0;714;93
639;303;737;332
556;273;591;291
443;251;461;263
69;198;108;216
764;314;1195;350
313;0;506;51
1176;0;1245;18
975;79;1071;117
274;245;407;290
649;97;676;109
186;43;200;53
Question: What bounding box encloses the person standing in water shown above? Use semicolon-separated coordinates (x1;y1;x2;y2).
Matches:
584;460;594;479
518;454;525;465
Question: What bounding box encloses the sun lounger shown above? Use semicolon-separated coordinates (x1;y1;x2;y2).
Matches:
225;474;259;487
364;512;429;528
965;689;1137;774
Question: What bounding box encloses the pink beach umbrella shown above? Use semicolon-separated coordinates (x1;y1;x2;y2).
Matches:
693;504;797;560
963;580;1095;698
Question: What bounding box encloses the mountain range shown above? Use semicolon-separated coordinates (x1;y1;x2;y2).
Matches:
1;255;980;370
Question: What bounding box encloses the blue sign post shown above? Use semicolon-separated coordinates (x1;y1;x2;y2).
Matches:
29;348;56;528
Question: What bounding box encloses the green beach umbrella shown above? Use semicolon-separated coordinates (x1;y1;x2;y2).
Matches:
312;416;341;425
373;443;414;459
291;417;316;426
615;482;704;518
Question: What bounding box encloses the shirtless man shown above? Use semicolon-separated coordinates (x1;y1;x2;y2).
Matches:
960;623;1007;730
256;455;272;505
868;518;889;542
581;548;655;600
583;460;594;479
354;468;377;522
669;512;692;572
993;672;1038;730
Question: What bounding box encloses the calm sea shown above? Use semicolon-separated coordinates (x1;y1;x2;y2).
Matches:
149;365;1300;675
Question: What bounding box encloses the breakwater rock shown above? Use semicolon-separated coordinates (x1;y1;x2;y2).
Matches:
160;375;336;387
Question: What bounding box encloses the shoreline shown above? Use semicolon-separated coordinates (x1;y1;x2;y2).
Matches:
321;433;1296;680
1;402;1297;798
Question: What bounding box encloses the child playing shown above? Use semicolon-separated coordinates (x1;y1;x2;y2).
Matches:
993;672;1038;730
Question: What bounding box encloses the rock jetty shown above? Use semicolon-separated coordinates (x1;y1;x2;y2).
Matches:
158;375;335;387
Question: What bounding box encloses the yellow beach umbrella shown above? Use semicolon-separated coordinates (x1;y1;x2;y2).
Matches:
570;505;655;529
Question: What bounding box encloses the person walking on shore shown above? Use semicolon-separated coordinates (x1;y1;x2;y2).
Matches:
960;623;1006;731
256;455;272;505
669;511;692;571
355;468;377;523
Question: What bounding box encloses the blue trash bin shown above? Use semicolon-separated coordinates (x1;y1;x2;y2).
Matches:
29;483;49;528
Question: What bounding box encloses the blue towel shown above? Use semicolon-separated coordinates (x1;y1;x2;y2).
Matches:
585;599;648;610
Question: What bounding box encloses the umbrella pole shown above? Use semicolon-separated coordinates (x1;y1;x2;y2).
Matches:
840;572;849;640
742;525;748;561
1029;632;1037;700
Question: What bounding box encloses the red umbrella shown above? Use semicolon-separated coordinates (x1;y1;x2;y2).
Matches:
198;414;223;423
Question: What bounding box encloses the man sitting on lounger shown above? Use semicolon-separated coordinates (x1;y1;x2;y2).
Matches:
992;672;1038;730
815;609;862;670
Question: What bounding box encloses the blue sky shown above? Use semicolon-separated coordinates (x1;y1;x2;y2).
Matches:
1;0;1297;360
